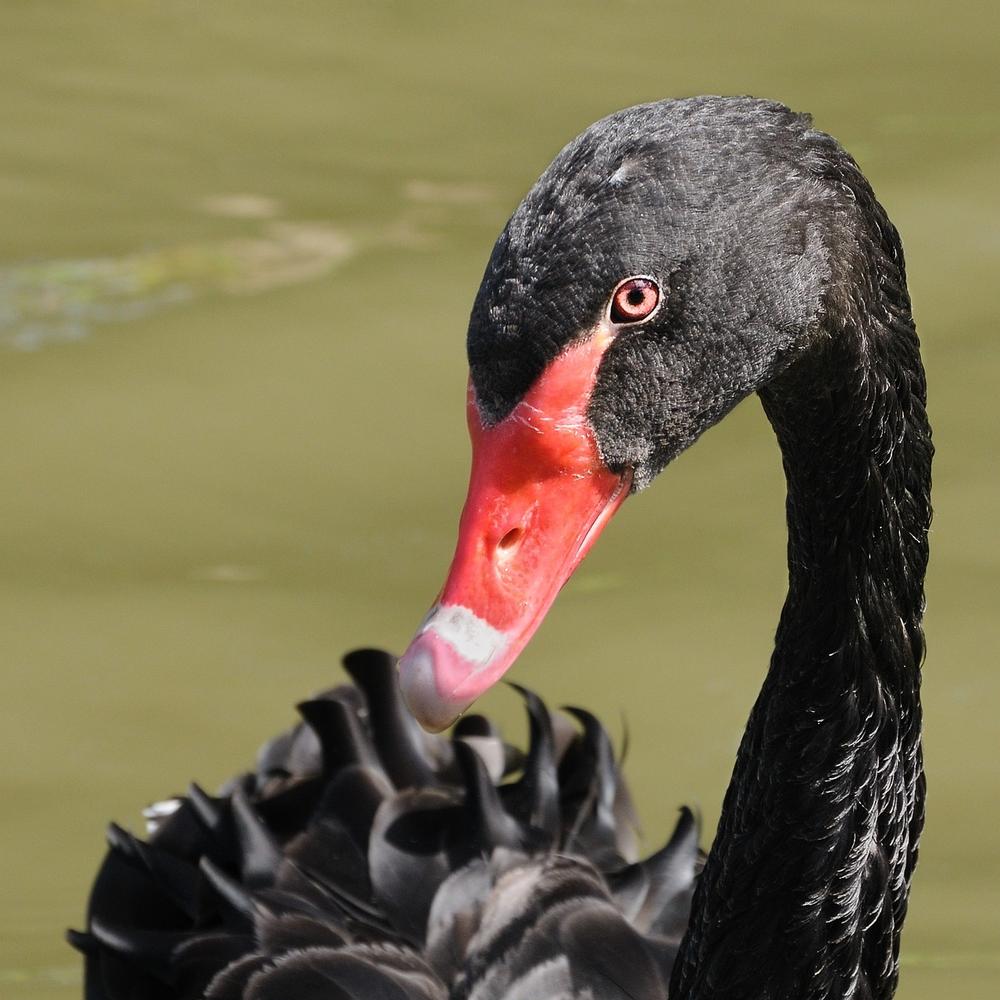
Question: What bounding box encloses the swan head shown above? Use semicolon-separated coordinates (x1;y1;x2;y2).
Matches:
400;97;853;731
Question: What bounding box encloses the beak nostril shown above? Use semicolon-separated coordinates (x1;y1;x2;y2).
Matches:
497;527;524;551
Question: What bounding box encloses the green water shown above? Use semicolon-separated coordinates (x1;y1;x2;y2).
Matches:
2;2;997;996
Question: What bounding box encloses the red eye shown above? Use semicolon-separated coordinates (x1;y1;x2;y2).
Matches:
610;277;660;324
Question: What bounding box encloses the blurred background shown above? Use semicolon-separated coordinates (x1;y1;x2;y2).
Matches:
2;2;997;997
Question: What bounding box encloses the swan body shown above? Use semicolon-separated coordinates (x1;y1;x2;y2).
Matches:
73;96;931;1000
72;650;699;998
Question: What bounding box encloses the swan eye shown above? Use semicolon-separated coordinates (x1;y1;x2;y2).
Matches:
609;277;660;324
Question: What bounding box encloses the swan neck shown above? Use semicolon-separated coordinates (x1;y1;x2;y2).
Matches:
672;244;932;1000
767;321;932;657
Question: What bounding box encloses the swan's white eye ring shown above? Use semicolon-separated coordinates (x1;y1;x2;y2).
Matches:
609;276;661;324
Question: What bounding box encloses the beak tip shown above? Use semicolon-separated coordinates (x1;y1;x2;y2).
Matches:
397;635;467;733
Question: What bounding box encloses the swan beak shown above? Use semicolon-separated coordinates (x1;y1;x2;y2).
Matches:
399;332;631;732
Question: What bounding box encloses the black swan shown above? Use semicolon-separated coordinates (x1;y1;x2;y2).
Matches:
71;96;932;1000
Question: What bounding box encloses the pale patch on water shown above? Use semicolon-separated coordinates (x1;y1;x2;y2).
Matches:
189;564;266;583
218;222;353;294
199;193;283;219
0;215;354;352
0;183;494;351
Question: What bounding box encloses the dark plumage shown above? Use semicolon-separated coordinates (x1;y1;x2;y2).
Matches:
71;650;699;999
465;101;931;994
73;96;932;999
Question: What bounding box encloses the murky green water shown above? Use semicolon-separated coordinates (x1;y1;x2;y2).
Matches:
2;3;997;996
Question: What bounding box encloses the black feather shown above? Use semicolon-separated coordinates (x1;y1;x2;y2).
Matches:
73;95;930;1000
74;665;698;998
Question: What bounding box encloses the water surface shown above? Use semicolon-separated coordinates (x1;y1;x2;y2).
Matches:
2;3;998;996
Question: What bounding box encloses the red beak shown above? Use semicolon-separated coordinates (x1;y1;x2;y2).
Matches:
398;328;631;731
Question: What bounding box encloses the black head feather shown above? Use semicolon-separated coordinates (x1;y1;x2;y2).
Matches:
469;96;868;488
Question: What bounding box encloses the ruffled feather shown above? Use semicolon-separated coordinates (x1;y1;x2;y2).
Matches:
71;649;700;999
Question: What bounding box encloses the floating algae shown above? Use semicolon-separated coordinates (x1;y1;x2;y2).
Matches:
0;219;354;352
